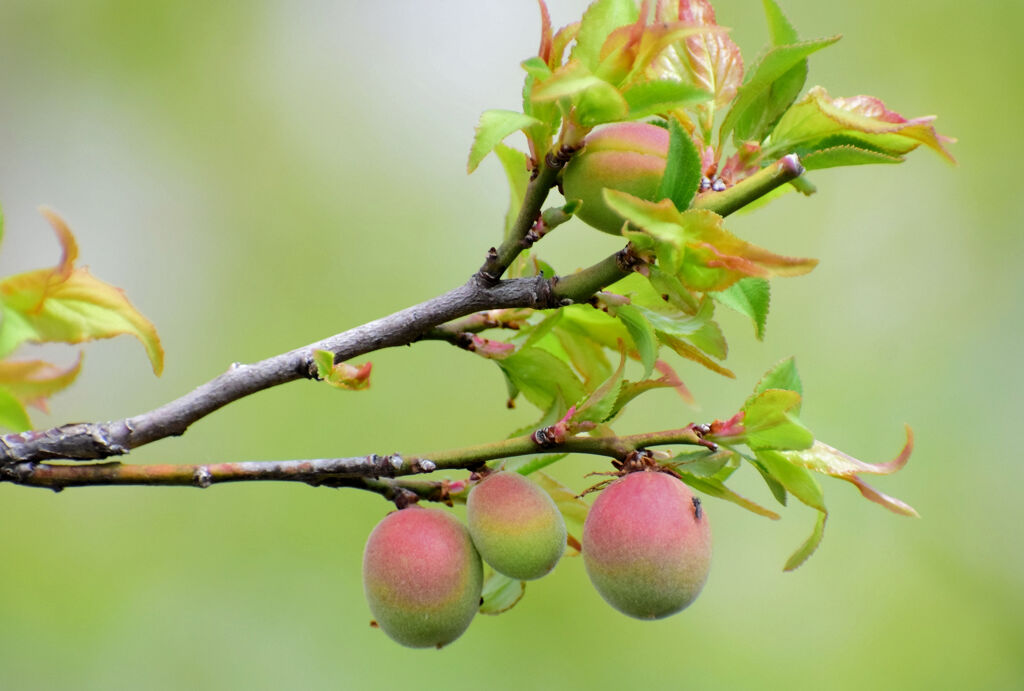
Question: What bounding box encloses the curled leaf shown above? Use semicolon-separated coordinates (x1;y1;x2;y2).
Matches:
769;86;955;163
0;209;164;374
479;570;526;615
779;426;918;517
0;353;83;413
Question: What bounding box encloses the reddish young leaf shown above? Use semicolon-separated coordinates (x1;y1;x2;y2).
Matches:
0;354;83;412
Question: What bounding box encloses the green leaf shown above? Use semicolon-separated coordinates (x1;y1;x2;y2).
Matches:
313;350;372;390
496;347;586;414
610;194;818;292
762;0;799;44
768;86;955;163
521;56;552;81
657;117;702;212
609;372;687;419
575;79;630;126
533;471;589;531
714;277;770;340
520;311;563;350
731;0;809;143
623;80;712;120
611;304;657;377
467;110;542;173
505;453;569;476
751;460;788;506
669;448;735;478
753;449;825;511
554;323;613;387
531;61;606;102
479;570;526;615
572;346;627;424
0;384;31;431
755;356;803;400
674;470;780;519
570;0;639;72
740;389;813;450
720;35;841;143
493;144;531;239
0;209;164;374
784;510;827;571
801;145;904;170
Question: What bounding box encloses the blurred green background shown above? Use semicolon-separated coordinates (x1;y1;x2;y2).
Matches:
1;1;1020;688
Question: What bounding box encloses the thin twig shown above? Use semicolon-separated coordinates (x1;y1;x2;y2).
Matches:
1;427;709;491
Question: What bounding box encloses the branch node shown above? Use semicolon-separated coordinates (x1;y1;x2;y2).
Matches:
192;466;213;488
392;488;420;510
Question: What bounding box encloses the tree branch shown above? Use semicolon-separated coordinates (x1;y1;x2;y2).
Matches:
0;154;802;469
0;426;708;491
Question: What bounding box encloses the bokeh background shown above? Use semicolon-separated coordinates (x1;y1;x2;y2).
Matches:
1;1;1020;688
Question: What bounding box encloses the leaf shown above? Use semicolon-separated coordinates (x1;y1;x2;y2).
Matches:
622;80;711;120
649;0;744;112
479;570;526;615
610;304;657;377
740;389;813;450
800;144;904;170
493;144;531;239
731;0;810;143
575;78;630;126
720;36;841;144
714;277;770;340
533;471;589;530
674;469;780;519
505;453;569;476
313;350;372;390
754;356;802;400
768;86;956;163
784;510;826;571
571;0;639;72
496;347;586;414
467;110;542;173
0;385;31;431
554;323;613;388
669;448;734;478
0;209;164;374
762;0;799;44
657;116;702;212
531;60;606;102
779;428;919;517
658;334;735;378
0;354;83;412
610;194;818;292
753;449;825;511
572;345;627;424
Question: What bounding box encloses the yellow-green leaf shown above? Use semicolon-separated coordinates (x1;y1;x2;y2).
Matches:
0;209;164;374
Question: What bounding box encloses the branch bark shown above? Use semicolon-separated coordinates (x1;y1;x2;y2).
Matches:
1;426;708;492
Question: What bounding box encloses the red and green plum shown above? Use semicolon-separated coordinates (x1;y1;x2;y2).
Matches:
582;470;711;619
362;506;483;648
561;122;669;235
466;471;567;580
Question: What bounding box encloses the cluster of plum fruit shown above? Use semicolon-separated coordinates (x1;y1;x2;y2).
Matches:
362;468;712;648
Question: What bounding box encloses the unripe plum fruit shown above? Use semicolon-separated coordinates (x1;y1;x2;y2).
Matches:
561;122;669;235
362;506;483;648
466;471;567;580
582;470;711;619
